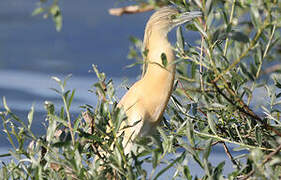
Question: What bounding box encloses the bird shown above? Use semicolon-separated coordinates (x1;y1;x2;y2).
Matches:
117;6;202;154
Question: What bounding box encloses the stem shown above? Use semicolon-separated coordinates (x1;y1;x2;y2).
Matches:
62;94;75;146
262;25;276;60
214;12;270;83
199;17;206;92
247;25;276;105
178;81;207;117
223;0;236;56
213;81;281;137
182;55;211;70
214;28;265;82
2;118;16;150
194;130;275;151
222;142;240;168
241;143;281;179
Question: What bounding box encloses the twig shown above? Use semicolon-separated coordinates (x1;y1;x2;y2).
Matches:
263;64;281;74
82;111;94;134
177;80;207;117
222;142;239;167
198;15;206;92
247;25;276;105
194;130;275;151
240;143;281;180
212;81;281;137
263;143;281;164
109;4;155;16
174;141;221;152
213;21;269;82
82;111;106;161
262;25;276;60
223;0;236;56
62;95;75;146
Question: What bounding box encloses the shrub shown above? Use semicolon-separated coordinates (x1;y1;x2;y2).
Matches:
1;0;281;179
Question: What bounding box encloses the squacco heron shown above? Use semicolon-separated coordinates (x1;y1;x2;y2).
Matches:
117;6;201;154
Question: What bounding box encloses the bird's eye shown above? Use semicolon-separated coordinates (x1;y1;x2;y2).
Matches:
170;14;177;20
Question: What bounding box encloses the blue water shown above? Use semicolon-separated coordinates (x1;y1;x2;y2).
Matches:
0;0;247;177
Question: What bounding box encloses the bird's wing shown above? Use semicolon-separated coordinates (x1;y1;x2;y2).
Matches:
117;80;146;153
117;80;142;111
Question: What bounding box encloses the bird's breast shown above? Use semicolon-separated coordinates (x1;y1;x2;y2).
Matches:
141;71;175;123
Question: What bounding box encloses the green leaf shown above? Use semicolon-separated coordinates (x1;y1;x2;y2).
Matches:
27;105;34;130
194;22;207;38
250;63;258;77
191;62;196;78
0;153;11;158
127;47;138;59
255;127;262;146
153;152;186;180
186;120;195;146
176;26;185;50
63;74;72;88
161;53;168;67
3;97;10;112
157;127;168;146
63;90;71;101
240;63;255;81
67;90;75;110
193;0;202;8
52;141;71;147
49;88;61;95
207;112;217;134
213;161;225;178
50;4;59;15
229;31;249;43
32;7;45;16
78;130;104;142
54;13;62;32
183;165;192;180
203;139;212;161
60;106;65;119
250;6;260;28
205;0;213;15
129;36;141;45
221;9;228;24
191;103;197;115
51;76;61;84
185;23;198;31
275;81;281;89
49;5;62;32
152;149;161;169
45;101;55;114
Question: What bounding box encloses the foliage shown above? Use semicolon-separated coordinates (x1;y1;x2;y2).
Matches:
33;0;62;31
1;0;281;179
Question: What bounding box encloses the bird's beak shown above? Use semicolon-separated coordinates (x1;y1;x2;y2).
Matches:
174;11;202;25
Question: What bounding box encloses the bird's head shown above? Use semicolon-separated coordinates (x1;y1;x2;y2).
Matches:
143;6;201;50
145;6;202;35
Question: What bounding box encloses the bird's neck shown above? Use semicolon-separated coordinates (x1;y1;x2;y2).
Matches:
141;31;176;123
143;31;175;80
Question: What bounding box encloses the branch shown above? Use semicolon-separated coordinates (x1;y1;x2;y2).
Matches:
213;22;268;82
240;143;281;180
194;130;275;151
263;64;281;74
178;80;207;117
212;81;281;137
263;143;281;164
222;142;240;168
108;4;155;16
